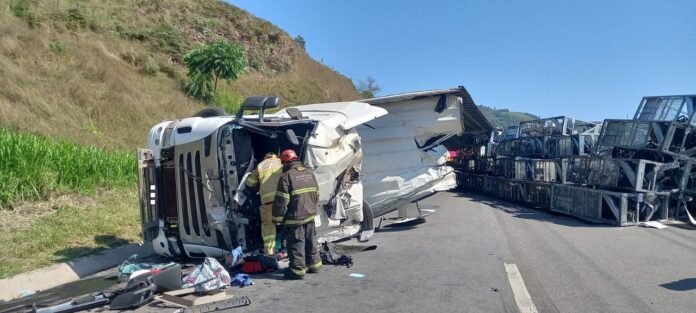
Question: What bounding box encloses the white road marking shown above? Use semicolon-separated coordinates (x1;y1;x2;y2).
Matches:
504;263;538;313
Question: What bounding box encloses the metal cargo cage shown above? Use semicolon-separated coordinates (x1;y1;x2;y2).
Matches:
550;184;670;226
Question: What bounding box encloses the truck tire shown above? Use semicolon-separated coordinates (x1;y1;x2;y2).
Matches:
192;107;226;118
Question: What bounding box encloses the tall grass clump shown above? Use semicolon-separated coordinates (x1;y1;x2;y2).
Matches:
0;129;136;207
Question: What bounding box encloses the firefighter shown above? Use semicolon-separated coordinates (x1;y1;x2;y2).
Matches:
272;149;321;279
246;152;283;256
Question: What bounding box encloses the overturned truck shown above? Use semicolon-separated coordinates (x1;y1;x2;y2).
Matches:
138;87;491;258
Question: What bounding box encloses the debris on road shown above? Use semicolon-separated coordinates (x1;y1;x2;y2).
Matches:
178;296;251;313
348;273;366;278
231;274;254;287
117;254;175;282
240;254;278;274
182;258;231;293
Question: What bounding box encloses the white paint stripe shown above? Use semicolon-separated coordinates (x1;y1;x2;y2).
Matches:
504;263;538;313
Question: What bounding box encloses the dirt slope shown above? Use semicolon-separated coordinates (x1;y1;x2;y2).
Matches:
0;0;359;150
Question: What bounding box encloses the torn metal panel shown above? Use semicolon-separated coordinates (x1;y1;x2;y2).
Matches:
359;87;491;217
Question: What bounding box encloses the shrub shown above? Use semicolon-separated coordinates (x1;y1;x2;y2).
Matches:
120;49;138;65
49;41;65;54
11;0;30;18
150;24;183;55
136;54;159;76
115;25;148;41
293;35;306;51
194;18;220;31
66;7;87;29
249;57;262;70
159;63;182;80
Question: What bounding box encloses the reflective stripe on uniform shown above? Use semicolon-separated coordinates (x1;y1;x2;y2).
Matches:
259;167;282;176
245;176;258;186
290;187;318;196
261;191;279;201
272;216;284;223
290;267;306;276
284;215;316;226
276;192;290;199
308;261;322;269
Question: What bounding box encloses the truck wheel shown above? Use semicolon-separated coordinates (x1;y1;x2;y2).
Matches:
359;201;374;242
192;107;226;118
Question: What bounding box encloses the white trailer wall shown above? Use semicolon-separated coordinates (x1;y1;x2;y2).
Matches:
358;95;465;216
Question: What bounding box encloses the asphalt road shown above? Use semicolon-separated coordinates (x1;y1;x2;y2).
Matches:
10;190;696;312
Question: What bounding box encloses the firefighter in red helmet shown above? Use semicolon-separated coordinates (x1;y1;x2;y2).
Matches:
273;149;322;279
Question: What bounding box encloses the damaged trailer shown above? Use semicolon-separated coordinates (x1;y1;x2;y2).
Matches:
138;86;493;258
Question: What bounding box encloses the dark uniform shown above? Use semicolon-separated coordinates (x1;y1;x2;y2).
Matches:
272;160;321;278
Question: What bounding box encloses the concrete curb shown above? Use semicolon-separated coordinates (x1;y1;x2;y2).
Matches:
0;243;154;302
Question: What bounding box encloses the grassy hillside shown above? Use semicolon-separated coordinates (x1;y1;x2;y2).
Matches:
0;0;359;151
478;105;539;128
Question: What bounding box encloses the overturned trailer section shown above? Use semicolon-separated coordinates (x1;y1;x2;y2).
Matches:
454;95;696;226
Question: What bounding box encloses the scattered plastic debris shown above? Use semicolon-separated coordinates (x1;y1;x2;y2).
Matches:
349;273;366;278
117;254;175;282
231;274;254;287
182;258;231;292
224;246;245;267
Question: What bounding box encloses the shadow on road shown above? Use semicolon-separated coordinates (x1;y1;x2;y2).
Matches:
453;190;613;229
660;278;696;291
376;218;426;233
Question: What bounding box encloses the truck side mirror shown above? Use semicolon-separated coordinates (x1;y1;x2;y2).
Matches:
286;129;300;146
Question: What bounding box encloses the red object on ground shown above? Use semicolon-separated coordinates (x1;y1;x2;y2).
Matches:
242;260;264;274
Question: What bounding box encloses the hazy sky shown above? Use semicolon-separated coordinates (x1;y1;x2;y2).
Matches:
229;0;696;121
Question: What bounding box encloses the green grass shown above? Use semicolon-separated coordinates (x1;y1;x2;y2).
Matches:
0;129;137;208
0;188;140;279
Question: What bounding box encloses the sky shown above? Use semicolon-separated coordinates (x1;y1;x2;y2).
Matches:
229;0;696;121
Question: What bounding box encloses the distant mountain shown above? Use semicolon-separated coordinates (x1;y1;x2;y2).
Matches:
477;105;540;128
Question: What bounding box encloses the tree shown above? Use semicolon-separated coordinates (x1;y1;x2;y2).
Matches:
293;35;306;51
183;40;247;100
356;76;381;99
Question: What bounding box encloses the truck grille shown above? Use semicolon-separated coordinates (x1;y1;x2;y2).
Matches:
178;151;210;237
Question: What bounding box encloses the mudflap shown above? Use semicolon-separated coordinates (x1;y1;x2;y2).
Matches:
358;201;375;242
